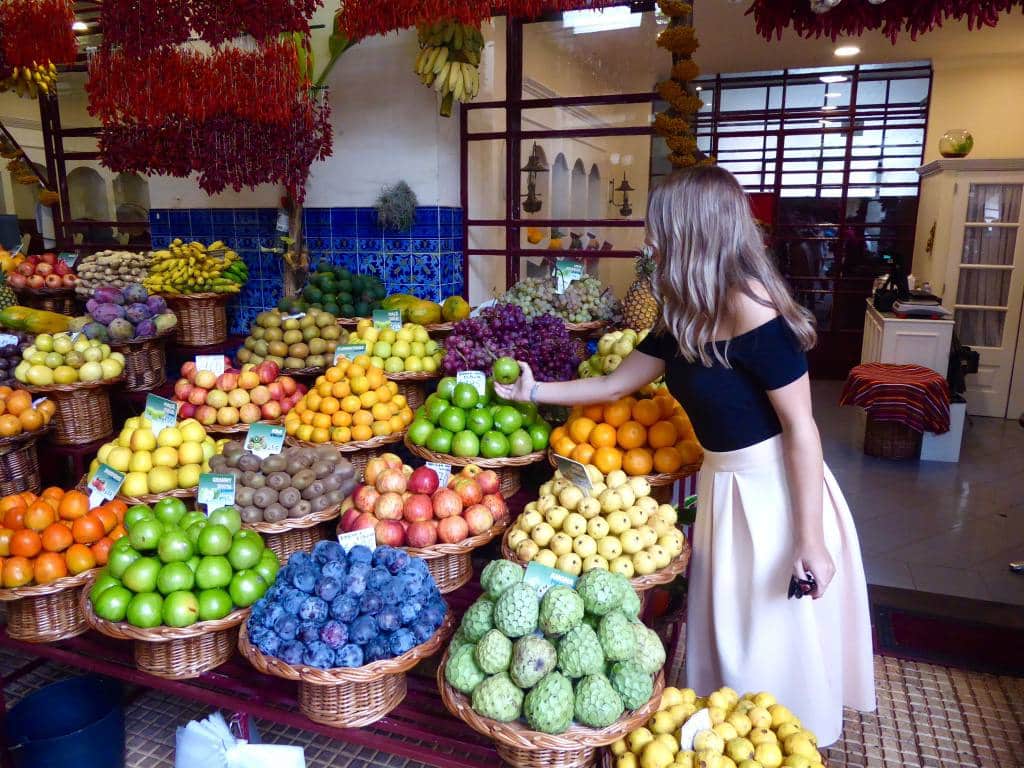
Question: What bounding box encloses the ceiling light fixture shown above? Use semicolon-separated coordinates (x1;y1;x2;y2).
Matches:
822;104;837;111
824;92;843;99
563;7;641;34
820;119;836;127
835;45;860;57
71;19;88;30
820;74;848;84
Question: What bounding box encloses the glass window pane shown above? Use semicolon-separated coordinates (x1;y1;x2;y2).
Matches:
960;227;1018;265
721;87;766;112
468;140;506;220
956;268;1013;308
468;109;506;133
955;309;1005;348
888;77;929;104
468;226;505;251
966;184;1022;223
478;17;506;101
521;101;654;131
468;252;505;305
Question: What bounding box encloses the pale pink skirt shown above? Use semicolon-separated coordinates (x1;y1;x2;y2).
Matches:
685;435;876;746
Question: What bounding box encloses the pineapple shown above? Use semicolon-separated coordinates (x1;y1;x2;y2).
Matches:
623;253;659;330
0;272;15;310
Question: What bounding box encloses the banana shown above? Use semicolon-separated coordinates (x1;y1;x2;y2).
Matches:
448;60;463;94
453;24;464;51
431;45;449;74
435;61;451;93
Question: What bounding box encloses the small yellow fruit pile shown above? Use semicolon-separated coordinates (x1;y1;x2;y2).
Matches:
506;465;686;578
348;319;443;374
284;355;414;444
144;239;245;294
612;687;823;768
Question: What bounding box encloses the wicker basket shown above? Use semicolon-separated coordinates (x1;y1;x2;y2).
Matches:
162;292;231;347
201;418;281;437
864;416;921;460
25;376;123;445
0;570;95;642
76;475;198;507
387;370;438;411
547;449;701;502
398;518;509;594
246;504;341;561
439;653;664;768
108;328;175;392
13;287;77;316
80;586;249;679
335;317;360;329
286;431;404;475
405;438;545;497
238;611;454;727
501;528;690;594
0;428;46;496
423;320;456;340
564;320;608;336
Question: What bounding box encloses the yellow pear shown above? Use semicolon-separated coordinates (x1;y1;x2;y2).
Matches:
713;723;738;742
654;734;677;753
781;757;812;768
147;466;178;494
648;710;677;734
774;724;801;741
747;707;772;730
106;446;132;473
129;428;157;452
611;740;628;757
693;731;724;754
727;713;752;737
96;442;114;465
157;426;183;448
627;728;655;754
152;446;180;468
768;706;795;729
117;428;134;448
725;738;755;764
618;755;638;768
128;451;153;473
673;753;695;768
641;740;675;768
781;735;817;760
121;471;149;498
753;744;782;768
748;728;776;747
752;693;776;709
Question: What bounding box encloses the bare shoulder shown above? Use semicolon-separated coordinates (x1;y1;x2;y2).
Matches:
729;282;779;335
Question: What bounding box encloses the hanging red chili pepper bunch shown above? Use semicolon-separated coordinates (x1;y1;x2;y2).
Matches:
0;0;77;68
747;0;1024;43
97;0;193;57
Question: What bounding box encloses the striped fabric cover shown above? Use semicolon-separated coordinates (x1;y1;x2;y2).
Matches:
840;363;951;434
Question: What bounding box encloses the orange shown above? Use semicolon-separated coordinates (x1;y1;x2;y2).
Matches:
40;486;64;504
399;409;413;426
37;399;56;422
3;505;25;531
2;556;32;587
677;440;703;466
93;505;118;534
653;446;684;474
568;417;597;445
331;381;350;399
5;390;31;416
376;386;392;403
109;524;126;542
57;490;89;521
371;403;392;421
317;380;333;397
593;446;623;474
550;426;567;445
0;385;10;398
552;435;577;457
632;399;661;427
616;421;647;450
622;448;654;476
0;527;11;556
65;543;96;574
33;552;67;584
351;424;373;441
352;410;373;427
10;529;41;558
0;399;5;415
655;395;676;419
570;443;596;465
330;426;352;444
582;404;605;422
341;395;361;414
312;413;332;430
332;410;352;427
366;368;385;390
0;493;26;517
305;391;322;411
41;522;73;552
371;421;390;437
300;410;315;426
389;414;406;432
23;500;56;532
319;396;340;415
349;376;370;395
106;500;127;522
359;390;378;409
325;366;343;383
18;409;42;432
310;427;330;444
648;421;678;450
589;423;617;449
0;414;21;437
602;400;632;428
91;537;113;566
71;514;104;545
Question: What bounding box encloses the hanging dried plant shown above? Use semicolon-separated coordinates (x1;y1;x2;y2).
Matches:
657;0;692;18
657;80;703;114
657;25;700;55
671;59;700;82
375;181;418;232
666;135;699;155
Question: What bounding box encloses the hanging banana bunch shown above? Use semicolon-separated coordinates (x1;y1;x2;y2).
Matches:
0;62;58;99
414;19;483;118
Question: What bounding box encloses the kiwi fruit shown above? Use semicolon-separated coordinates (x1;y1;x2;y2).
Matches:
289;500;312;518
309;460;332;480
294;447;316;467
322;474;343;492
278;487;302;509
290;469;315;491
225;467;244;481
266;471;291;491
313;445;339;463
334;463;355;480
252;487;279;509
240;506;263;523
208;455;229;473
325;489;344;506
235;486;256;507
243;471;266;490
225;451;243;468
310;495;332;513
237;453;262;473
263;503;287;523
285;458;306;476
301;480;325;500
260;454;287;474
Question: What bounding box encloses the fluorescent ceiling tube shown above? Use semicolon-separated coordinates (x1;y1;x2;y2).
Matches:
563;7;641;34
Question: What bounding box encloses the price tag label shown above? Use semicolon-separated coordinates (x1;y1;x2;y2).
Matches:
426;461;451;488
275;209;290;233
144;394;179;436
195;355;226;376
456;370;487;397
523;562;577;598
333;343;367;364
245;422;285;458
88;464;125;508
470;299;496;317
553;259;584;295
0;333;19;347
678;709;712;751
58;252;77;268
198;473;236;514
554;455;593;494
31;396;48;408
282;313;306;322
337;527;377;552
372;309;402;330
68;331;81;344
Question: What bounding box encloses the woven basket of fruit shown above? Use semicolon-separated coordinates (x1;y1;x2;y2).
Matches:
13;286;77;316
77;476;199;508
0;396;53;495
286;431;404;474
405;520;509;594
563;320;608;336
25;375;125;445
161;292;231;347
546;450;701;504
107;326;176;392
235;309;346;372
0;570;95;642
247;505;342;562
201;418;280;436
386;370;438;411
405;439;542;497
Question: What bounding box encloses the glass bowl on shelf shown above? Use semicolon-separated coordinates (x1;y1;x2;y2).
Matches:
939;129;974;158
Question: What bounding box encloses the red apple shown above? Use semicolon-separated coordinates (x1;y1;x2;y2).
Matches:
352;484;380;514
375;468;408;494
178;402;196;419
61;274;77;288
40;252;56;265
25;255;38;266
173;379;193;400
7;273;26;289
239;403;261;423
260;400;282;420
194;370;217;390
451;477;483;507
464;504;495;535
216;406;240;426
375;519;405;547
431;488;462;519
250;385;271;406
43;274;61;288
237;370;260;390
340;506;361;531
36;263;53;277
266;381;284;401
380;453;404;470
187;387;208;406
406;521;438;547
54;260;70;276
27;275;44;289
374;491;405;521
408;466;439;495
194;405;218;425
279;376;297;396
216;371;238;392
481;493;508;522
476;470;500;495
256;361;280;384
353;512;378;530
180;361;197;380
438;516;469;544
403;493;434;523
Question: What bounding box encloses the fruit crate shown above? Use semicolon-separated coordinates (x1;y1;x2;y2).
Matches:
0;569;96;643
25;376;124;445
238;611;454;727
404;438;546;497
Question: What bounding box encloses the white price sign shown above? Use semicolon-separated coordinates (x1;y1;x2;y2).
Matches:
456;370;487;397
337;527;377;552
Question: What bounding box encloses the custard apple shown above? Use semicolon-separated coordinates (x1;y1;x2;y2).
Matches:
557;624;604;678
460;597;495;642
475;629;513;675
471;673;524;722
575;569;626;616
597;611;635;661
574;674;624;728
631;624;666;675
538;585;584;635
619;584;642;620
493;583;539;638
523;672;574;734
608;660;653;710
510;636;557;689
480;559;523;599
445;643;486;694
449;628;471;654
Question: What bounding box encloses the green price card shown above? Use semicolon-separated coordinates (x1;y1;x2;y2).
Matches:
245;423;285;459
372;309;402;330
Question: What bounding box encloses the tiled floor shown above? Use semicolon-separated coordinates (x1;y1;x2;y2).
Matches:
812;380;1024;606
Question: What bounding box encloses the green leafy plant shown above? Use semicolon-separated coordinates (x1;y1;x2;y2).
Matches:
375;181;418;232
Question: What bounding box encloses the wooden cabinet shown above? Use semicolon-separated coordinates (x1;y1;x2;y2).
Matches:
861;301;954;376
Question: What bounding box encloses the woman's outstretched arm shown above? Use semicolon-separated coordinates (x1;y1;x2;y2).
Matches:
493;352;664;406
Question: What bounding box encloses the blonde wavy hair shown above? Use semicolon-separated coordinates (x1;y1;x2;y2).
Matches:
646;166;816;366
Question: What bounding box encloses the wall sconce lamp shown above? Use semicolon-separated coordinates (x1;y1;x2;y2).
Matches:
520;143;549;214
609;172;635;217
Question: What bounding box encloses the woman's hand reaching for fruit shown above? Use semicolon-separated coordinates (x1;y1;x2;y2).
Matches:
494;351;665;406
493;361;536;402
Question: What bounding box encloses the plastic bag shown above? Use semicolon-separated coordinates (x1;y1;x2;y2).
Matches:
175;712;305;768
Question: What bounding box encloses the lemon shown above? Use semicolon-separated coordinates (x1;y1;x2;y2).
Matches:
611;740;628;757
618;755;639;768
768;705;795;729
727;712;752;737
648;710;677;734
747;707;772;730
725;737;755;764
754;744;782;768
713;723;738;742
693;730;724;754
641;740;675;768
628;728;655;755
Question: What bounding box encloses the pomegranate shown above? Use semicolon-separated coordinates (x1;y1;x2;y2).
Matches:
464;504;495;536
431;488;463;519
373;491;405;521
375;468;408;494
406;520;438;547
353;512;378;530
476;470;501;495
374;519;405;546
339;507;361;531
352;485;380;514
480;493;508;522
380;453;404;470
363;457;389;487
451;477;483;507
256;360;280;384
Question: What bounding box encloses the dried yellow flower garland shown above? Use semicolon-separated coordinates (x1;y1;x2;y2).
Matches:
653;6;711;169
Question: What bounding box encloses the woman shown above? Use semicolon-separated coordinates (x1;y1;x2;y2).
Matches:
495;166;875;745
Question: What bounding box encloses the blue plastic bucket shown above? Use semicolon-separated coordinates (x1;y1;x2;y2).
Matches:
5;675;124;768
